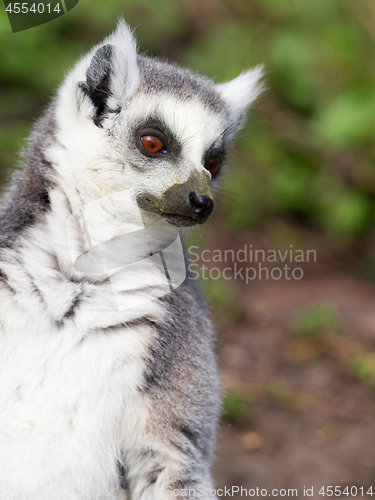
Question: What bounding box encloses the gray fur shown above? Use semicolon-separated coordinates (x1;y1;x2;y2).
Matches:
0;107;56;249
137;55;227;114
143;266;220;465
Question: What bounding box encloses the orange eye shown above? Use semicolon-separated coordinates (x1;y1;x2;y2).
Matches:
141;136;164;153
205;157;221;174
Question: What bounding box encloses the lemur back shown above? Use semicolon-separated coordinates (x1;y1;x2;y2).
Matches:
0;21;262;500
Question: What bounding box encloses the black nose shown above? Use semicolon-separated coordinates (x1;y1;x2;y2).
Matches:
188;191;214;219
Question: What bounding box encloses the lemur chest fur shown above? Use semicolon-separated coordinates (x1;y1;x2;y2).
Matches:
0;248;161;497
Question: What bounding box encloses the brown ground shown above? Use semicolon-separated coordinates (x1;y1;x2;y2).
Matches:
198;225;375;499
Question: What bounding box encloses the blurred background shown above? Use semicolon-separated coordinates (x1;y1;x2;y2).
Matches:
1;0;375;496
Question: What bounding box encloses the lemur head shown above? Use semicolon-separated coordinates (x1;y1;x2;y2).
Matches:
55;21;263;228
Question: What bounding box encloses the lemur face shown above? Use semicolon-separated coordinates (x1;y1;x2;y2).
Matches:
113;93;229;227
59;22;263;228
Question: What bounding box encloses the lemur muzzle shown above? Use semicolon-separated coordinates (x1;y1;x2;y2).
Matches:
138;171;214;226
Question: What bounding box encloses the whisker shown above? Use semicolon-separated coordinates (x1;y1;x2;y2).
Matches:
215;187;266;207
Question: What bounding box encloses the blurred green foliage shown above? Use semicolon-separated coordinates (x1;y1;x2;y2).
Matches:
1;0;375;246
352;352;375;386
294;304;341;337
265;379;310;412
222;391;250;422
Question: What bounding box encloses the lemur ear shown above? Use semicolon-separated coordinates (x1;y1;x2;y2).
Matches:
78;20;139;127
78;44;114;127
106;20;139;100
216;65;264;133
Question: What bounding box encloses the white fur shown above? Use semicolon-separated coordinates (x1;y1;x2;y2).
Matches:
215;65;264;122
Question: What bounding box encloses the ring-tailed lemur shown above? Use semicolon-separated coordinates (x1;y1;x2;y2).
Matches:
0;21;262;500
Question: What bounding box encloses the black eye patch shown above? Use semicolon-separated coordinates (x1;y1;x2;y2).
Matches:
203;139;227;177
133;116;182;161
